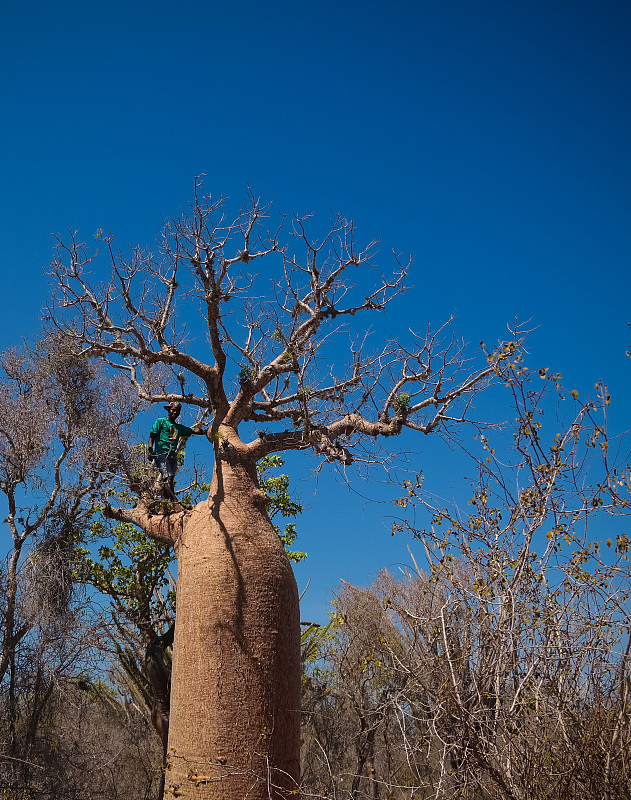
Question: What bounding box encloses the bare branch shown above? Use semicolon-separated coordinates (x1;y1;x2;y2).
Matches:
48;181;525;479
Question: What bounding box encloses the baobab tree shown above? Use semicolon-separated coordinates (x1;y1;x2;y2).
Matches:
48;180;519;799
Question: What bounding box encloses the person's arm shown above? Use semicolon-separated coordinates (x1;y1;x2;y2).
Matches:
148;420;162;460
180;423;207;437
148;432;156;460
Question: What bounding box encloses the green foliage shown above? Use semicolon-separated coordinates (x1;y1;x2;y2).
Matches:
300;616;340;691
394;391;411;410
257;454;306;562
80;520;173;624
237;364;256;387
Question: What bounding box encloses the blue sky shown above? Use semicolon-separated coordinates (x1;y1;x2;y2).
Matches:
1;0;630;622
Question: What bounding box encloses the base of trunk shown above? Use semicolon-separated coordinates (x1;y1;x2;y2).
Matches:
164;485;300;800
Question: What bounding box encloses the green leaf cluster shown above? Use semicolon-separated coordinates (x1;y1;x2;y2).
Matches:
257;454;306;562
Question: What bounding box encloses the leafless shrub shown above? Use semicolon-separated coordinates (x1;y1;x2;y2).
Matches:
0;671;162;800
302;361;631;800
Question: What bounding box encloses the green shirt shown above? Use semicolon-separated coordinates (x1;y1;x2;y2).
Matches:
150;418;196;455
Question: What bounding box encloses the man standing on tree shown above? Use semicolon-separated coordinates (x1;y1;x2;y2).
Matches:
148;402;206;508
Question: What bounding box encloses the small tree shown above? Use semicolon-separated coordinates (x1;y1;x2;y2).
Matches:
48;181;516;799
0;337;137;793
383;361;631;799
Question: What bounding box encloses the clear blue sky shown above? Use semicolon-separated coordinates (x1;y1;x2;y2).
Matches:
1;0;630;621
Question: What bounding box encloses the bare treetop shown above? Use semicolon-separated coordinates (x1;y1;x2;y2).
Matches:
49;180;519;466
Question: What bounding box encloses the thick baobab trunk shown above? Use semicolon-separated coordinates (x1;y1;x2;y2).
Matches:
164;457;301;800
